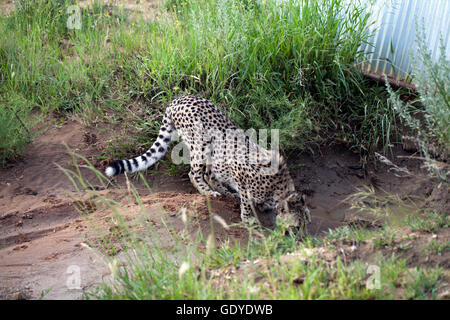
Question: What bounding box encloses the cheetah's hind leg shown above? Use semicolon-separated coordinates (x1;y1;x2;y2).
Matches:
204;165;240;201
188;163;221;197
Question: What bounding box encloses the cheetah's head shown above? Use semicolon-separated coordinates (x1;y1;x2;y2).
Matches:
275;193;311;235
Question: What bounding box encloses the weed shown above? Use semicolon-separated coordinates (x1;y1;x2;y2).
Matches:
404;267;444;300
386;23;449;181
426;240;450;256
406;211;449;233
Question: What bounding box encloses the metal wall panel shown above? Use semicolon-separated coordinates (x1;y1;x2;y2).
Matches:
360;0;450;81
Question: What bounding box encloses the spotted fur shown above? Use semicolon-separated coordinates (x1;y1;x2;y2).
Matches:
105;95;311;232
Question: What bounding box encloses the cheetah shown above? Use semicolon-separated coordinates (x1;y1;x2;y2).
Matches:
105;96;311;233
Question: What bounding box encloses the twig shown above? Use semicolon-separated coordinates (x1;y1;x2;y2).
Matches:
14;110;31;140
361;71;416;91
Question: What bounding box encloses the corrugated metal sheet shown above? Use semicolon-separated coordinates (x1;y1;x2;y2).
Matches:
360;0;450;81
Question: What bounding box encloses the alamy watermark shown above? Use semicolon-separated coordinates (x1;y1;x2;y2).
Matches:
66;265;81;290
170;128;282;175
67;5;81;30
366;264;381;290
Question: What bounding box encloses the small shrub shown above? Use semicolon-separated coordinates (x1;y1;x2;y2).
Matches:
386;23;449;181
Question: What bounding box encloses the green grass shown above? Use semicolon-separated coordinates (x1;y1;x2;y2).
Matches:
325;224;376;244
85;211;444;300
124;0;394;154
1;0;396;165
426;240;450;256
0;93;34;165
85;204;445;300
406;211;449;233
0;0;136;158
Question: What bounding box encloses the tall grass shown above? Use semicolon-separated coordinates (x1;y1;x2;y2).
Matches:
0;94;33;165
0;0;393;165
1;0;124;113
123;0;392;152
0;0;130;163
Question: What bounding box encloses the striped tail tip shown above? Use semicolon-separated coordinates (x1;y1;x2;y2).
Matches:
105;160;123;177
105;166;116;177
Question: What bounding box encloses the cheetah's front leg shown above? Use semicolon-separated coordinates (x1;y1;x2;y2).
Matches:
238;190;260;226
204;166;240;201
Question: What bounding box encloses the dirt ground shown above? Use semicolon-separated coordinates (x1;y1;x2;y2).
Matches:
1;116;446;299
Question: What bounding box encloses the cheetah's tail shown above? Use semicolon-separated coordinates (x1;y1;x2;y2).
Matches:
105;110;174;177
